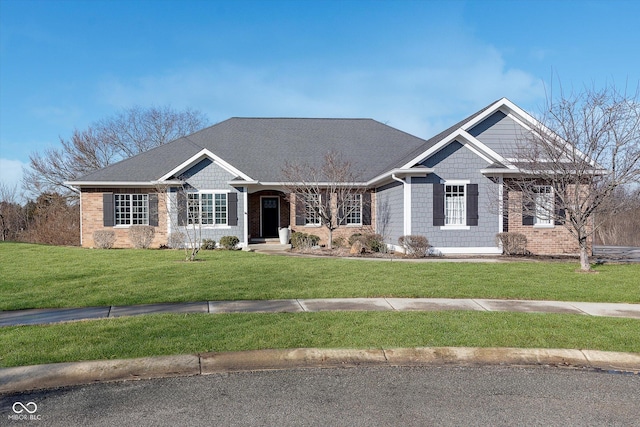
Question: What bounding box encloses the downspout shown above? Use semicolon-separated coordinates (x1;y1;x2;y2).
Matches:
391;173;411;237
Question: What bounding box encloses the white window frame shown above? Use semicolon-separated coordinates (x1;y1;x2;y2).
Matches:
304;194;321;226
114;194;149;226
441;180;470;230
187;190;230;228
533;185;554;228
344;194;362;226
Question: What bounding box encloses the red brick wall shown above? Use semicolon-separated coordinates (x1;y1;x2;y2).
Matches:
81;188;168;248
248;191;290;239
289;192;377;246
506;188;591;255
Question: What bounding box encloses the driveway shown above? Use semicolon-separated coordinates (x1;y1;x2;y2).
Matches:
593;245;640;262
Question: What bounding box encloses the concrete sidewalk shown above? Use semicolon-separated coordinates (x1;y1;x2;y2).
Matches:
2;298;640;327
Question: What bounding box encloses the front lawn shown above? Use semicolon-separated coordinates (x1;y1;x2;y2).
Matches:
1;242;639;310
1;311;638;368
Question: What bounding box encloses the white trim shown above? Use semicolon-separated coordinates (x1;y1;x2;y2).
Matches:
498;176;504;234
442;179;469;228
440;225;471;231
344;193;363;226
79;193;83;246
66;181;160;187
366;168;434;187
166;192;172;239
186;190;230;227
404;176;412;236
259;195;281;237
158;149;253;182
243;187;249;247
434;246;503;255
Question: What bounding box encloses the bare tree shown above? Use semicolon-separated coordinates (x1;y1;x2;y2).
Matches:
0;183;26;241
281;151;369;249
24;106;209;197
510;84;640;271
21;193;80;246
156;180;203;261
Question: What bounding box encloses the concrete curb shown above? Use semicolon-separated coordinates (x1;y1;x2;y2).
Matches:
2;347;639;394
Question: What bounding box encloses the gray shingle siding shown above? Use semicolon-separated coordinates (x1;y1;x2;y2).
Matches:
375;181;404;244
169;159;244;245
467;111;529;157
411;141;499;249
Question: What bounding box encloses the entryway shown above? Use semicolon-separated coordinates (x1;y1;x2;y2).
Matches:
261;196;280;238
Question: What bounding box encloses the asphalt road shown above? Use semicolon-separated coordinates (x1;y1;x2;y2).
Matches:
2;366;639;426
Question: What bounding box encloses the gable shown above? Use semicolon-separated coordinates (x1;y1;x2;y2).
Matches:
178;158;237;189
467;110;531;157
420;140;491;177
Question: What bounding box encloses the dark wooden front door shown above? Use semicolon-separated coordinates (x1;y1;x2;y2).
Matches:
261;197;279;237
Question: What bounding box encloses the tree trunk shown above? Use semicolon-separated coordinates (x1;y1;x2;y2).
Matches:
579;236;591;271
327;227;333;249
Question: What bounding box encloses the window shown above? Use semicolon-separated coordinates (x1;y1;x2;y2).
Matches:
534;185;553;226
115;194;149;225
305;194;321;225
445;184;465;226
344;194;362;225
187;192;227;226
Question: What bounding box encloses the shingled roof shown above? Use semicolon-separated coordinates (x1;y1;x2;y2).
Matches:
71;99;509;185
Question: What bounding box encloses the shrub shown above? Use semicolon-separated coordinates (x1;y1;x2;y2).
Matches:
201;239;217;250
128;225;155;249
398;235;430;258
291;232;320;249
220;235;240;250
348;233;363;246
365;233;385;252
93;229;116;249
168;232;186;249
496;232;528;255
332;236;346;248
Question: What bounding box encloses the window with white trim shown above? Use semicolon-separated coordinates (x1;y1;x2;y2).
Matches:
534;185;553;226
445;184;465;226
305;194;321;225
344;194;362;225
115;194;149;225
187;192;227;225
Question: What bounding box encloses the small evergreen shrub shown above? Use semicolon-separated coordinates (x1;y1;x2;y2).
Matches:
93;229;116;249
332;236;346;248
220;235;240;250
201;239;217;250
128;225;155;249
496;232;528;255
398;235;430;258
348;233;363;246
365;234;385;252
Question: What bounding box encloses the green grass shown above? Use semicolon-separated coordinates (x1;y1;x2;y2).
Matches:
1;311;638;368
1;242;640;310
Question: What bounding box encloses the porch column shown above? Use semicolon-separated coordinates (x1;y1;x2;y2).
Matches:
243;186;249;247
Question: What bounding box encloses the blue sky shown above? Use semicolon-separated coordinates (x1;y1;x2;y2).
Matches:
1;0;639;191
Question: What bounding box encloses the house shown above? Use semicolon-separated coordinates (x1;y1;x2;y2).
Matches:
67;98;585;255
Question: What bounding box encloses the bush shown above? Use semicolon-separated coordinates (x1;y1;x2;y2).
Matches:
365;234;385;252
496;232;528;255
398;235;430;258
348;233;363;246
220;235;240;250
348;233;385;252
332;236;346;248
93;229;116;249
128;225;155;249
201;239;216;250
291;232;320;249
168;232;186;249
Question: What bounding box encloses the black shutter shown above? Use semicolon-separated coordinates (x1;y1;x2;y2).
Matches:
295;194;305;226
362;192;372;226
433;184;445;226
522;198;535;226
554;192;565;225
502;189;509;232
149;194;158;226
103;193;114;226
466;184;479;226
177;191;187;226
228;192;238;226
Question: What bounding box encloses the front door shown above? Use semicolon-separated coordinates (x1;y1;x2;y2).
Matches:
261;197;280;238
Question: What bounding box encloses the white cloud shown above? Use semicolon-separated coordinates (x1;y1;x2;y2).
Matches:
97;40;545;141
